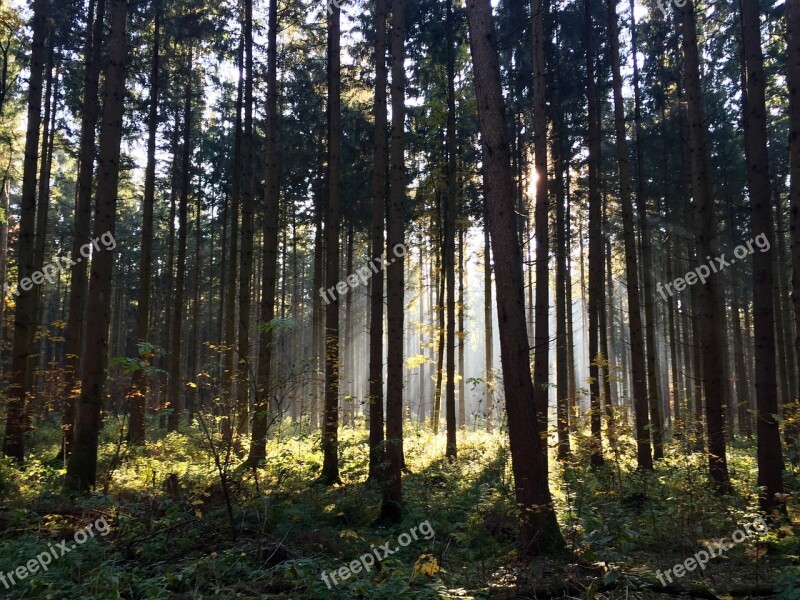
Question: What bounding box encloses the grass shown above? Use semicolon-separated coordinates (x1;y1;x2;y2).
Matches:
0;415;798;598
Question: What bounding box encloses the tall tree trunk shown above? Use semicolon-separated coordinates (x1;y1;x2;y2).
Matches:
627;0;663;458
787;0;800;445
368;0;387;480
465;0;564;554
445;0;458;460
129;5;159;444
65;0;129;489
741;0;783;510
223;35;243;435
236;0;256;436
249;0;280;464
680;0;730;489
380;0;406;520
585;0;606;468
483;215;495;432
606;0;653;469
3;0;48;462
553;80;570;457
167;55;192;432
458;229;466;429
531;0;550;467
320;0;343;485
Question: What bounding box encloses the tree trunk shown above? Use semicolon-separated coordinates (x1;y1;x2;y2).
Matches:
680;0;730;489
787;0;800;445
320;0;342;485
606;0;652;469
65;0;129;490
3;0;48;462
368;0;387;480
627;0;663;458
167;55;193;432
128;5;159;444
740;0;783;510
249;0;280;464
483;214;495;433
380;0;406;520
444;0;458;460
585;0;606;468
236;0;256;436
465;0;564;554
531;0;550;466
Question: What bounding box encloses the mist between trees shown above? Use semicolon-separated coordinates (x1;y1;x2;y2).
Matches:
0;0;797;596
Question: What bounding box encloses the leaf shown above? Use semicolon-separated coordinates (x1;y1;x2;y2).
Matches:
339;529;359;539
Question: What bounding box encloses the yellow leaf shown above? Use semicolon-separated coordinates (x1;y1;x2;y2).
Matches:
191;499;204;506
411;554;444;581
339;529;359;539
187;382;197;388
195;510;202;518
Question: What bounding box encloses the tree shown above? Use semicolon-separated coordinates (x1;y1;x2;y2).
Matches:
129;3;160;444
249;0;280;465
679;0;730;489
787;0;800;447
66;0;130;490
585;0;606;468
444;0;458;461
380;0;407;521
3;0;48;462
464;0;564;554
741;0;783;510
368;0;388;480
167;54;193;432
320;0;342;486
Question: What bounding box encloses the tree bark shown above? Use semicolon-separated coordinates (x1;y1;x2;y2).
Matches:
380;0;406;520
129;5;160;444
320;0;342;485
740;0;783;510
368;0;388;480
465;0;564;554
680;0;730;488
66;0;129;490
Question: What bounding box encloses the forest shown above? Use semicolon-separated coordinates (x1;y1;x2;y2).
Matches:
0;0;798;596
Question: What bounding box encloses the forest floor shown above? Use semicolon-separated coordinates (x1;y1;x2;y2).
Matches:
0;416;798;599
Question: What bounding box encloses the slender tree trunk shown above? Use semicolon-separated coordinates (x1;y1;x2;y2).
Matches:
741;0;783;510
680;0;730;488
530;0;551;468
236;0;256;436
787;0;800;445
380;0;406;519
320;0;343;485
458;229;466;429
223;35;243;435
129;5;159;444
606;0;653;469
627;0;663;458
585;0;606;468
465;0;564;554
553;84;570;457
483;215;495;433
444;0;458;460
249;0;280;464
368;0;387;480
3;0;48;462
65;0;129;489
167;55;193;432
